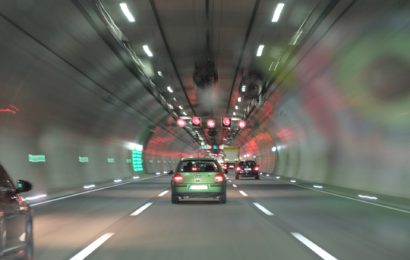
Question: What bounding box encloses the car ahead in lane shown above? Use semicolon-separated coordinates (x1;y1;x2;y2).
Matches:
171;158;226;203
0;164;33;260
235;160;260;180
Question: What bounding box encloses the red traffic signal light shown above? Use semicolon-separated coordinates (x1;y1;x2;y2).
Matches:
192;116;202;127
238;119;246;129
222;117;231;127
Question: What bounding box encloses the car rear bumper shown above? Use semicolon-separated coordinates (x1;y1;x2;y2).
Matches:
237;172;259;177
172;184;226;197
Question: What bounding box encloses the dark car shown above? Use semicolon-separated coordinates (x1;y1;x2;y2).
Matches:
0;164;33;259
235;161;260;180
171;158;226;203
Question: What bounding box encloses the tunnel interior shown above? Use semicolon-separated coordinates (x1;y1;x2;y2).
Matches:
0;0;409;201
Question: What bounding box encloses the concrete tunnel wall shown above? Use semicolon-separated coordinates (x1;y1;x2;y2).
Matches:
0;1;196;197
240;1;410;199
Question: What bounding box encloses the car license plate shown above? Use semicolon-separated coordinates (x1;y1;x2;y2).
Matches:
190;185;208;190
245;168;251;171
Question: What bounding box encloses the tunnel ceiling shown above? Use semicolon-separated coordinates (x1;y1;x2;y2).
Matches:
1;0;337;148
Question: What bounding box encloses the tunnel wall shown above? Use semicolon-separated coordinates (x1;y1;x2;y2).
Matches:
0;2;197;197
241;0;410;199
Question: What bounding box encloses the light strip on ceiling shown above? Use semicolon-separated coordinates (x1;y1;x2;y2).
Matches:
256;44;265;57
142;45;153;57
166;86;173;93
272;3;285;23
119;3;135;23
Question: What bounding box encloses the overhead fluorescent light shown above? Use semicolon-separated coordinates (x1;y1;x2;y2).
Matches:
272;3;285;23
182;111;187;116
233;112;236;116
235;105;239;110
166;86;173;93
120;3;135;22
157;71;163;77
256;44;265;57
142;45;153;57
178;105;183;110
241;85;247;92
237;97;242;102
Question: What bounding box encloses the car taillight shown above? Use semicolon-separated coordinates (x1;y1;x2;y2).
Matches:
254;166;259;171
236;166;241;172
192;166;198;171
214;173;225;183
173;173;184;183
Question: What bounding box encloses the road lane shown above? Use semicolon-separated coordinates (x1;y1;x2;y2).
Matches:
86;183;318;260
32;176;170;259
31;174;410;260
232;176;410;260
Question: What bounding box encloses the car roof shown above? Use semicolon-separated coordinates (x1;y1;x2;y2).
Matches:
180;157;217;162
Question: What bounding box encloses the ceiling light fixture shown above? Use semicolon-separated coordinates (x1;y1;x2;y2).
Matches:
119;3;135;22
256;45;265;57
157;71;163;77
272;3;285;23
178;105;183;110
166;86;173;93
142;45;153;57
235;105;239;110
241;85;247;92
238;97;242;102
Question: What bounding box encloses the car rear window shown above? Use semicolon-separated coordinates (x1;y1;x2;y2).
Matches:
239;161;256;167
178;160;219;172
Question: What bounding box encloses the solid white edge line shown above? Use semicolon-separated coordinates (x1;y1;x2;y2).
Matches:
31;175;160;207
253;202;274;216
130;202;153;216
291;232;337;260
158;190;169;197
294;184;410;214
70;232;114;260
239;190;248;197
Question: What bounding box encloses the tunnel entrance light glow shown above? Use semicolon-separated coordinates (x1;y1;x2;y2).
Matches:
119;3;135;22
166;86;174;93
142;45;153;57
256;45;265;57
28;154;46;163
271;3;285;23
125;142;143;151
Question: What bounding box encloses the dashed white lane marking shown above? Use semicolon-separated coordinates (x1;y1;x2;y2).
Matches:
70;233;114;260
239;190;248;197
295;184;410;214
252;202;274;216
291;232;338;260
158;190;169;197
130;202;153;216
232;184;237;188
228;180;232;183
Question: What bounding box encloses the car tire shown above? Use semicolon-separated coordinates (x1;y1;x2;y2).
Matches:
219;193;226;204
171;193;179;204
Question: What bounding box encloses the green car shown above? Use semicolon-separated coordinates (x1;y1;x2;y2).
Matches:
171;158;227;203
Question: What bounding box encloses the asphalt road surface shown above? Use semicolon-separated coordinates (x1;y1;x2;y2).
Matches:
31;174;410;260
